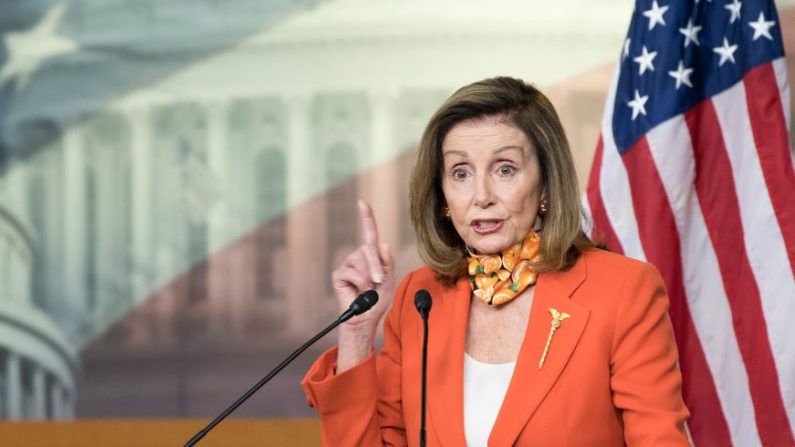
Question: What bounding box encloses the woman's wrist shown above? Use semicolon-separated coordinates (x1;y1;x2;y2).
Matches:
336;325;376;373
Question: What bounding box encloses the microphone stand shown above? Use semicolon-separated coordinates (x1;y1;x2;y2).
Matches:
184;290;379;447
420;311;429;447
414;290;432;447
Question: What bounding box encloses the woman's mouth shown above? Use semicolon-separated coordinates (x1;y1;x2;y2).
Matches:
471;219;504;234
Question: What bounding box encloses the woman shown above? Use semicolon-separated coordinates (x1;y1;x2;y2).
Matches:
302;77;690;446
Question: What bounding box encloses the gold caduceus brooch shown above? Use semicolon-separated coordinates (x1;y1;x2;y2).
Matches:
538;308;571;370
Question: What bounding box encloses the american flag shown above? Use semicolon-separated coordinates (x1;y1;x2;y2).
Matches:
584;1;795;446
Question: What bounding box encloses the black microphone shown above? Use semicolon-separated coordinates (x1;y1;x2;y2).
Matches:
415;289;432;319
340;289;380;322
414;289;432;447
184;289;379;447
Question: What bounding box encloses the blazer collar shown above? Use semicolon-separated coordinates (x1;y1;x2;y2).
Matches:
426;254;590;446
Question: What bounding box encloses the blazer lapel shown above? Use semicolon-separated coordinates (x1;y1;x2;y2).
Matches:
489;257;590;446
426;276;471;447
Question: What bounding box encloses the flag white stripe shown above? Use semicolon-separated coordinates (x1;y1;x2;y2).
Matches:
599;67;646;261
712;81;795;433
645;116;763;447
772;58;791;139
581;194;594;239
772;57;795;170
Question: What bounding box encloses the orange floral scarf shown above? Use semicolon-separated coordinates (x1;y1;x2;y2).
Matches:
467;231;541;306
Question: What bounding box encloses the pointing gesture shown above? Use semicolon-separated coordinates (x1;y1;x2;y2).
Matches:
359;200;387;284
332;201;395;371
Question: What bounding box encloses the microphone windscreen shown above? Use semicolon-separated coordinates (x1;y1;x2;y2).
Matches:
414;289;432;315
351;289;379;315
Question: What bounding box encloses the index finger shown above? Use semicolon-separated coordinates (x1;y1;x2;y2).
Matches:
358;200;380;248
358;200;385;283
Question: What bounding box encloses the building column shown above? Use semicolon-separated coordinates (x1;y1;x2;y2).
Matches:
4;162;31;231
368;90;400;251
5;352;21;420
49;381;73;420
204;100;234;335
31;367;46;419
0;166;32;305
127;106;153;303
286;94;324;333
94;120;125;318
206;100;228;252
62;128;87;311
286;94;312;233
369;89;398;165
63;389;74;419
154;248;179;344
50;383;63;419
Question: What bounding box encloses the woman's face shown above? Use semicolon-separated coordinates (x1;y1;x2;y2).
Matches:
441;116;543;255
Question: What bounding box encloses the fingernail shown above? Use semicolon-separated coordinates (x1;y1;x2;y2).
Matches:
373;273;383;283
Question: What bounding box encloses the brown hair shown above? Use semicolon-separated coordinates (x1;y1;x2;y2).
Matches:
409;76;596;285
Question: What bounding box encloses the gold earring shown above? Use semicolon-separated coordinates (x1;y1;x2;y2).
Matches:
538;198;548;216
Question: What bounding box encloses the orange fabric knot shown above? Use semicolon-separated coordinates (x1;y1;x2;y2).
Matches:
467;231;541;306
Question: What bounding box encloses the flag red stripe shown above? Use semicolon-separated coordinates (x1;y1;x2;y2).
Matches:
743;63;795;277
620;137;732;447
685;101;795;447
586;136;625;254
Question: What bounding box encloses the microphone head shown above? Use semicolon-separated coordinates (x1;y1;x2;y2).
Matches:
351;289;379;316
414;289;432;318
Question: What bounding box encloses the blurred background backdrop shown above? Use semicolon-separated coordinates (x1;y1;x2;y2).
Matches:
0;0;793;420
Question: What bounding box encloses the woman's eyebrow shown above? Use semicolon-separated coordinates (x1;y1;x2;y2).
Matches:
442;149;469;158
494;145;525;155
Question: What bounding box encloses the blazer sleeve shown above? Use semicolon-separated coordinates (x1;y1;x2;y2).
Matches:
609;262;691;446
301;272;413;446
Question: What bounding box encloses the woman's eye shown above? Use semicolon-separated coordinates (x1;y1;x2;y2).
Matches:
497;164;517;176
452;168;469;180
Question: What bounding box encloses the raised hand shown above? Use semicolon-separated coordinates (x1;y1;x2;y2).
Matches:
332;201;395;372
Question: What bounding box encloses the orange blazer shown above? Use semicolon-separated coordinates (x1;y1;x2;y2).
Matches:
302;249;690;446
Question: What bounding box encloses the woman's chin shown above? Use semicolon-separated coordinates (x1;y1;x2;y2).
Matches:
466;238;514;256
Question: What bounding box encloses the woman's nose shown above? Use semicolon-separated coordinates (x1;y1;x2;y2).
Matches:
473;175;495;208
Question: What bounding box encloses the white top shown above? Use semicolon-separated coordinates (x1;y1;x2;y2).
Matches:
463;352;516;447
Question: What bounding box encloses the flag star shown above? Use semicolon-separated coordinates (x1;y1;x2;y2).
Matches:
633;46;658;75
0;3;77;91
623;38;631;60
713;37;738;66
725;0;742;24
643;1;670;30
679;19;702;47
627;90;649;120
668;60;694;89
748;12;776;41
